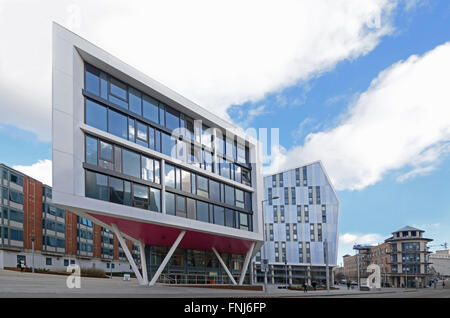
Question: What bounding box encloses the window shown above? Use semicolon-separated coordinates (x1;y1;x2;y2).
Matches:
242;168;251;186
209;179;220;202
85;64;100;95
225;185;234;206
165;107;180;131
220;160;230;179
291;187;296;205
176;195;186;217
141;156;155;183
244;192;252;211
109;78;128;108
122;149;140;178
10;173;23;186
187;198;196;220
108;109;128;140
86;136;98;166
136;122;148;147
9;190;23;204
85;99;107;131
108;176;124;204
180;170;191;193
129;87;142;115
197;201;209;223
197;176;209;198
64;259;69;267
142;95;159;124
235;189;244;209
165;192;175;215
10;209;24;223
214;205;225;226
133;184;149;209
161;132;176;157
46;258;52;266
165;164;175;188
225;209;235;228
239;213;249;231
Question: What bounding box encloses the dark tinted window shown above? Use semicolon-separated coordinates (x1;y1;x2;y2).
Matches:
142;95;159;123
108;109;128;140
85;99;107;131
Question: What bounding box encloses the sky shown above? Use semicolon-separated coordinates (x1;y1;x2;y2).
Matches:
0;0;449;265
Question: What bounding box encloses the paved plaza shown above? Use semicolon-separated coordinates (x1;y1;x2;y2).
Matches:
0;270;448;298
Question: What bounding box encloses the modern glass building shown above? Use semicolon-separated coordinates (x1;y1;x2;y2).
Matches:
51;23;263;285
253;162;340;285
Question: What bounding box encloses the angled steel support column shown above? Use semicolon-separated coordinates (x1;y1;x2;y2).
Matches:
212;247;237;285
139;240;148;284
111;224;144;285
149;230;186;286
239;242;256;285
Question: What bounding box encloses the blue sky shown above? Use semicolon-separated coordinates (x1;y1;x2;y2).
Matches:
0;0;449;264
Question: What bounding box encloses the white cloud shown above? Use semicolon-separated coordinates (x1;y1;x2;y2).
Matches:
13;160;52;186
0;0;401;141
337;232;385;266
265;42;450;190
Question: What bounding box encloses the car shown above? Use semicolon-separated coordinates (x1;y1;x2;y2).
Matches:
350;281;358;286
339;280;347;285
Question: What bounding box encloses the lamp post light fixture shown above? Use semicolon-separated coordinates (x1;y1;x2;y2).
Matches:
31;236;35;273
261;196;279;294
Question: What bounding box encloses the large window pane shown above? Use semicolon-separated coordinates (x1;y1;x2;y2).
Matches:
141;156;154;182
85;64;100;95
244;192;252;211
165;192;175;215
108;176;124;204
150;188;161;212
133;184;149;209
110;78;127;100
161;132;176;157
85;100;107;131
85;136;98;165
176;195;186;217
196;201;209;222
129;87;142;115
124;181;132;206
225;185;234;206
99;141;113;161
187;198;196;219
165;107;180;131
165;164;175;188
236;189;244;209
154;161;160;184
108;109;128;140
136;122;148;147
197;175;208;198
239;213;249;231
214;205;225;226
86;171;108;201
209;180;220;202
122;149;140;178
242;168;251;186
220;160;230;179
181;170;191;193
142;95;159;124
225;209;235;228
128;118;135;142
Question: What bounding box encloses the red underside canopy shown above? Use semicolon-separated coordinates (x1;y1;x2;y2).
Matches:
88;213;254;255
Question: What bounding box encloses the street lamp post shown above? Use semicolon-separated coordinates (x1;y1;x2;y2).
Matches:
324;239;330;292
31;236;35;273
261;196;279;294
285;260;288;288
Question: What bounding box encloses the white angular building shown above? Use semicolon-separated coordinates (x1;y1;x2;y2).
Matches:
253;161;340;285
51;23;264;285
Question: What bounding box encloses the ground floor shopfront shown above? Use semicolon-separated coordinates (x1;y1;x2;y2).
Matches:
252;263;332;285
144;245;250;284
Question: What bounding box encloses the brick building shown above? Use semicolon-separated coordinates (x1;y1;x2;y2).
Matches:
0;163;138;273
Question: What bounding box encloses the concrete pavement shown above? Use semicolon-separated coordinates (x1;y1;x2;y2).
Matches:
0;270;448;298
